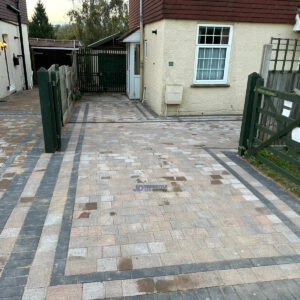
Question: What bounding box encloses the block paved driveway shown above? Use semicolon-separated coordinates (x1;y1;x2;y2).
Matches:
1;93;300;299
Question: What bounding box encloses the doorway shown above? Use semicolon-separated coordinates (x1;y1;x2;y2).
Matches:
123;29;141;100
128;43;140;99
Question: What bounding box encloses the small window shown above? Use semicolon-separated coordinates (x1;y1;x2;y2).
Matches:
194;25;233;84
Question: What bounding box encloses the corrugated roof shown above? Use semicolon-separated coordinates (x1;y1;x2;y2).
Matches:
88;32;123;48
29;38;82;48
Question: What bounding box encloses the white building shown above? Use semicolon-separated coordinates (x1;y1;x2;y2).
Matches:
0;0;32;99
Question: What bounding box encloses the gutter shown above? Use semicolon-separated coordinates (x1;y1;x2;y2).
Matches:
7;0;29;90
31;47;80;51
140;0;144;101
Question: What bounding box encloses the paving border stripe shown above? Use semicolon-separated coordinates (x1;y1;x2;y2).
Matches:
0;120;41;179
50;104;89;285
68;105;81;123
49;253;300;286
225;151;300;217
134;102;150;120
0;134;43;233
0;154;64;298
0;106;82;299
110;278;300;300
205;148;300;238
141;102;160;119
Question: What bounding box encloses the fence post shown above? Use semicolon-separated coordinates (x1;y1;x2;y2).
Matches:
247;75;264;157
238;72;262;156
260;44;272;85
51;68;62;150
37;67;57;153
55;64;64;127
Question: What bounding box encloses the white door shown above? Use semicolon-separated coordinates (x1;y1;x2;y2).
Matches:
129;43;140;99
126;43;130;95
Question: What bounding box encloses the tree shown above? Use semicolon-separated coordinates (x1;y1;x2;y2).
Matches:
68;0;128;46
29;0;55;39
54;24;77;40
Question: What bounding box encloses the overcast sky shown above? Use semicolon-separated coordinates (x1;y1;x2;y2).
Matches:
27;0;78;24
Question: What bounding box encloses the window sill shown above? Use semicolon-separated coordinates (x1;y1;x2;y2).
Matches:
191;84;230;88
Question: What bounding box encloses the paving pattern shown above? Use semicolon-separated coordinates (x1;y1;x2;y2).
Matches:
1;93;300;299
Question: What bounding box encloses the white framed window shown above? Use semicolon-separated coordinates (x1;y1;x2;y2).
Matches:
194;24;233;84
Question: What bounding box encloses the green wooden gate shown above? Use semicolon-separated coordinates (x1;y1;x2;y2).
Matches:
239;72;300;185
77;48;126;93
37;65;63;153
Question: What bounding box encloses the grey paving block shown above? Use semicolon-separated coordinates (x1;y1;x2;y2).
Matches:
0;286;24;298
233;285;253;300
155;292;183;300
1;267;30;278
194;288;211;300
0;276;27;288
180;290;199;300
244;283;267;300
270;280;295;300
283;279;300;299
220;286;240;300
208;286;225;299
258;282;282;300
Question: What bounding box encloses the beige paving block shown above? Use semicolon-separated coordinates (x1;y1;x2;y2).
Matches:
104;280;123;298
252;265;286;282
218;269;244;286
122;279;143;297
46;284;82;300
132;254;162;269
236;268;259;284
82;282;105;300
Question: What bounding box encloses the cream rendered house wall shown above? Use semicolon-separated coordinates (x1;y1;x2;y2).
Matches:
144;19;298;115
0;21;32;99
143;20;166;114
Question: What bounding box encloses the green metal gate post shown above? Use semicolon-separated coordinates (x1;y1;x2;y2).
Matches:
51;67;63;150
238;72;263;156
55;64;64;127
37;67;57;153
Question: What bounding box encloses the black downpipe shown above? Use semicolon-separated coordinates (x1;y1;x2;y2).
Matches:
7;0;29;90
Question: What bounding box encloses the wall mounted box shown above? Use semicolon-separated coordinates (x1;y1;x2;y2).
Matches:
165;85;183;105
13;55;20;66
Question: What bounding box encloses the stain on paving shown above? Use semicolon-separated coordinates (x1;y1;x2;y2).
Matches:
78;212;90;219
137;278;155;293
84;203;97;210
155;278;177;293
118;257;133;271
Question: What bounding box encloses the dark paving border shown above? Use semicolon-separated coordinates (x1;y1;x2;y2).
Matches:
0;112;40;116
134;102;150;120
51;104;90;285
111;279;300;299
50;253;300;286
49;146;300;286
68;105;81;123
0;154;64;298
0;133;43;233
0;106;83;299
0;120;41;179
225;151;300;216
205;149;300;238
141;102;160;119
